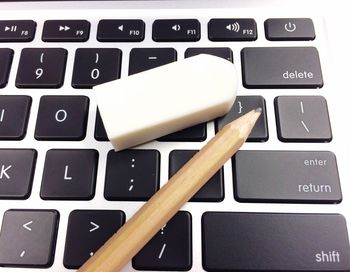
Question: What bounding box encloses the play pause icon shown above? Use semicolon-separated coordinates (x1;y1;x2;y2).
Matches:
4;25;17;32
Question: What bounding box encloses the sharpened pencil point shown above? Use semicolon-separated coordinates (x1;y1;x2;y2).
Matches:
255;107;262;113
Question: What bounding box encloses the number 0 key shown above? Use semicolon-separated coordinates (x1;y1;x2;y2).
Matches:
16;48;67;88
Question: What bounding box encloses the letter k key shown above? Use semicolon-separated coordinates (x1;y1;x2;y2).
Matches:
0;149;37;199
0;165;11;180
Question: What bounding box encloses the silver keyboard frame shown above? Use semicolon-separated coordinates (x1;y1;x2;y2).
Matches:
0;1;350;271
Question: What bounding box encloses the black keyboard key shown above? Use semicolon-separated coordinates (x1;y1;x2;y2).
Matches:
0;48;13;88
35;95;89;140
16;48;67;88
0;149;36;199
158;123;206;142
265;18;316;41
42;20;90;42
233;150;341;203
97;19;145;42
40;149;98;200
241;47;323;88
153;19;200;42
202;212;350;271
208;18;257;41
133;211;192;270
0;95;31;140
64;210;125;269
128;48;177;75
185;47;233;62
72;48;122;88
169;150;224;202
94;108;108;141
275;96;332;142
104;149;160;201
215;96;268;142
0;20;36;42
0;210;59;267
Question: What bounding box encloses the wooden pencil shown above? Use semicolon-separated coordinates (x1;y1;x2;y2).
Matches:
78;108;262;272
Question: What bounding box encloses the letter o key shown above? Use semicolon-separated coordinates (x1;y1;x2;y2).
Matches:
55;109;68;122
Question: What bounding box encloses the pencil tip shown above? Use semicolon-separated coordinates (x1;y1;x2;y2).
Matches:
255;107;262;113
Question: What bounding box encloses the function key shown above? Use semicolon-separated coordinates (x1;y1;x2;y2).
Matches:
0;48;13;88
0;20;36;42
97;19;145;42
16;48;67;88
265;18;315;41
208;19;257;41
42;20;90;42
152;19;200;42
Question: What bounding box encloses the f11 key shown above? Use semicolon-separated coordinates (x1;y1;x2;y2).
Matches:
153;19;200;42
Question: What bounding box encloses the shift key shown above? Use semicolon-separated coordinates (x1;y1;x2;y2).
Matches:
241;47;323;88
202;212;350;271
233;150;342;203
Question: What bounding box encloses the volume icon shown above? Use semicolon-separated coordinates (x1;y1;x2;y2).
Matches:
172;24;181;31
226;22;240;32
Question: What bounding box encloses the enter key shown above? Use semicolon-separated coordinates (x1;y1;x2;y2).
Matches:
233;150;342;203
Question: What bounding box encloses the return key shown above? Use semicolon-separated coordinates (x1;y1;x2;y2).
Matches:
233;150;342;203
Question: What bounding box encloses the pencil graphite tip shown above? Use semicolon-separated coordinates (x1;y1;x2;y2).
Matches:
235;108;261;140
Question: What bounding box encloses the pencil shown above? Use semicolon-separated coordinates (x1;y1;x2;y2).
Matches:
78;108;262;272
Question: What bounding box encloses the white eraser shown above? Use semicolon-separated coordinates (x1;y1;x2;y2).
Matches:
95;54;237;151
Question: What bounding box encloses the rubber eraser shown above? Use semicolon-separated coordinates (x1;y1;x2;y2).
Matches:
94;54;237;151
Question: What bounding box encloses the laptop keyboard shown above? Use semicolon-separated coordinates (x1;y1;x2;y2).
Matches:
0;6;349;272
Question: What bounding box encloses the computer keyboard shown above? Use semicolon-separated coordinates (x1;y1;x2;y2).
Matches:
0;2;350;271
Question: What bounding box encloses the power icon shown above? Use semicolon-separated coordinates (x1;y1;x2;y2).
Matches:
284;22;297;32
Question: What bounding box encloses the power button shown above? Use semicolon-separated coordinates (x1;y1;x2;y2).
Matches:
284;21;297;32
265;18;315;41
